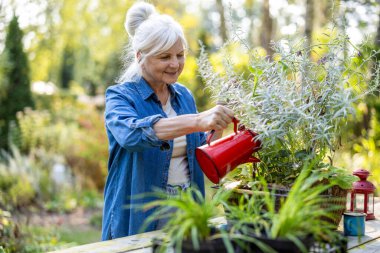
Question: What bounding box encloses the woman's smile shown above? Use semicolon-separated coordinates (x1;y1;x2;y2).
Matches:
142;39;185;87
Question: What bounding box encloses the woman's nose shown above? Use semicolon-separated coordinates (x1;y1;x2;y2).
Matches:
169;58;179;68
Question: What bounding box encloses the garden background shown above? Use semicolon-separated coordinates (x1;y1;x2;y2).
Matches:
0;0;379;252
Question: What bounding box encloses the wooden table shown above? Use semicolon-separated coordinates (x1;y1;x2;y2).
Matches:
51;201;380;253
347;217;380;253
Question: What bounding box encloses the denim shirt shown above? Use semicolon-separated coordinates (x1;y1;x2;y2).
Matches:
102;75;206;240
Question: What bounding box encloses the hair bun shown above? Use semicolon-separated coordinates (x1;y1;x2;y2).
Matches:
125;2;156;37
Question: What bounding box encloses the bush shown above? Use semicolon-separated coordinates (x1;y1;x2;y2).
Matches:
0;16;34;151
198;31;379;187
89;212;103;229
0;145;74;211
65;107;108;190
14;93;108;191
0;146;38;210
15;108;78;154
0;208;59;253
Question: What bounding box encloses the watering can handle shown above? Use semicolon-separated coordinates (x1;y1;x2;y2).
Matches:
206;117;239;146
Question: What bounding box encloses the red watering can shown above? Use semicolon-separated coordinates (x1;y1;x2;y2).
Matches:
196;118;261;184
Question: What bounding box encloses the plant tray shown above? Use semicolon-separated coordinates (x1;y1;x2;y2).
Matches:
309;235;348;253
226;186;348;229
152;234;347;253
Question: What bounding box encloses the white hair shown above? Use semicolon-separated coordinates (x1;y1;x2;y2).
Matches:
117;2;187;83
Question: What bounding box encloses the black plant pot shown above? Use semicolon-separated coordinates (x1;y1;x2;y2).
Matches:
235;234;314;253
152;237;232;253
181;238;230;253
226;186;290;212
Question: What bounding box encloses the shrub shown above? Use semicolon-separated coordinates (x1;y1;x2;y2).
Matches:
0;16;34;151
65;107;108;190
15;108;77;154
0;208;60;253
0;146;38;210
198;31;379;187
12;92;108;191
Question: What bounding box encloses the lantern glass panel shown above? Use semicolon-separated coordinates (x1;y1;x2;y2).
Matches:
346;192;351;211
367;193;374;214
354;193;365;212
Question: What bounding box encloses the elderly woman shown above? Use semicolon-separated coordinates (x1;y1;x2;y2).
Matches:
102;2;234;240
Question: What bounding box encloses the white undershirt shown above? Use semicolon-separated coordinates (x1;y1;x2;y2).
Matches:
162;94;190;185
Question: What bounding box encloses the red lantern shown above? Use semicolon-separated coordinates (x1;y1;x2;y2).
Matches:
348;169;376;220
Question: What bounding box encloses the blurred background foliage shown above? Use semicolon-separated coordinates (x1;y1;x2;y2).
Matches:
0;0;380;251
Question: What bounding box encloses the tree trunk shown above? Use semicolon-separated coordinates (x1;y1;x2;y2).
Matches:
245;0;256;47
260;0;273;57
376;13;380;48
305;0;314;50
216;0;228;43
361;6;380;135
373;12;380;97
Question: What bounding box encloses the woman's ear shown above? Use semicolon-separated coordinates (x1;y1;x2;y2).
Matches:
136;51;142;63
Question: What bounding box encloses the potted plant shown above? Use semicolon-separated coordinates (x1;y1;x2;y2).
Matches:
197;30;379;223
139;161;346;253
139;187;235;253
222;160;347;253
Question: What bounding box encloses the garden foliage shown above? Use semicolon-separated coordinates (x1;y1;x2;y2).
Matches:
198;30;380;187
0;16;34;151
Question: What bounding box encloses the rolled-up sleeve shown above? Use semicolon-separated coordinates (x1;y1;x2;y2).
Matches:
105;87;165;152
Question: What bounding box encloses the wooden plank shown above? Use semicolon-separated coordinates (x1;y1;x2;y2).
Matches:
348;200;380;252
348;238;380;253
49;217;227;253
347;219;380;250
51;199;380;253
49;230;165;253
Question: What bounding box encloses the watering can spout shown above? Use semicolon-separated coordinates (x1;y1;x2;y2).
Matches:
195;119;261;184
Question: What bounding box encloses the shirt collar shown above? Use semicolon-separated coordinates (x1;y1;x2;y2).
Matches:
133;75;179;101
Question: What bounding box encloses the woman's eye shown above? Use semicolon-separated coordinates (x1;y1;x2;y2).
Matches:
160;55;170;59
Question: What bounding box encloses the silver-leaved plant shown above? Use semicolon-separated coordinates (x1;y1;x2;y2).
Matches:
198;32;380;186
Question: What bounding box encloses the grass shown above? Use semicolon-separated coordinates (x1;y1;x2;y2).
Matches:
58;226;101;245
23;222;101;251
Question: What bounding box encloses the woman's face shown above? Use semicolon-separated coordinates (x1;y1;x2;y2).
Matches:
141;39;185;87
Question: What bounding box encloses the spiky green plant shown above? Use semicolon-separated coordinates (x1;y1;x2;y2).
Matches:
223;160;345;253
140;187;234;253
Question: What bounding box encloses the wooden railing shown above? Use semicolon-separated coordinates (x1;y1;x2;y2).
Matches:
50;199;380;253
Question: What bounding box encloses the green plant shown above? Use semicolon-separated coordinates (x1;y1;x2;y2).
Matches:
0;208;60;253
14;93;108;191
0;145;38;210
223;160;345;253
65;107;108;190
89;212;103;229
198;29;379;188
0;15;34;151
0;145;72;211
139;188;234;253
334;99;380;195
15;108;78;154
44;189;103;213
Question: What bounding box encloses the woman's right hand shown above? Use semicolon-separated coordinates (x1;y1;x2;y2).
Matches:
196;105;235;132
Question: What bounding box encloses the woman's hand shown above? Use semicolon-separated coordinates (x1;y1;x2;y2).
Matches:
152;105;234;141
196;105;234;132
